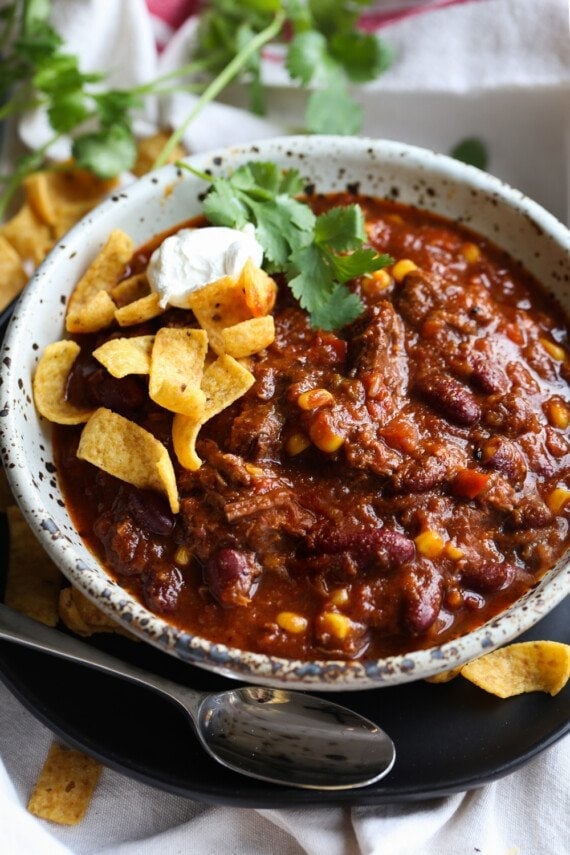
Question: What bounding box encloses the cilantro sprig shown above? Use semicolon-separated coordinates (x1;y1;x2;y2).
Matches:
0;1;282;215
195;1;393;134
184;160;392;330
0;1;392;218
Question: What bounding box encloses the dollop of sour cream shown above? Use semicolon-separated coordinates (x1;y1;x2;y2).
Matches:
147;223;264;308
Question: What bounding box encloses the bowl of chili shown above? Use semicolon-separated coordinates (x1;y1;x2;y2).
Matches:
1;136;569;689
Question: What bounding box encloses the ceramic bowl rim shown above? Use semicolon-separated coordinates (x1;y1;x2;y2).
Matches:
1;135;569;690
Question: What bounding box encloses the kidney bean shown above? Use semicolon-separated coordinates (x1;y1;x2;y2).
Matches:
401;566;443;635
94;512;166;577
508;496;554;530
143;565;184;614
461;561;516;593
391;454;454;494
121;488;176;537
415;373;481;426
204;548;262;607
468;352;509;394
306;525;415;570
395;270;441;327
479;437;527;487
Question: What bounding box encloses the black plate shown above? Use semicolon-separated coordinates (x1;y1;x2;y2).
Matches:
0;514;568;807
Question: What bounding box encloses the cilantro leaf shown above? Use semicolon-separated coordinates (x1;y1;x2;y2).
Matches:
277;194;317;236
277;168;306;196
309;0;359;38
330;249;393;283
235;22;265;114
288;244;333;314
286;31;338;86
13;20;62;64
47;89;89;132
72;124;137;178
94;90;143;126
450;138;489;170
289;244;365;330
247;199;297;268
33;53;102;94
310;285;364;331
314;205;366;251
245;161;286;194
330;31;393;83
203;179;250;229
305;84;363;135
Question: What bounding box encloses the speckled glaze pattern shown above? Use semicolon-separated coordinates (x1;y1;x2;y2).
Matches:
0;137;568;690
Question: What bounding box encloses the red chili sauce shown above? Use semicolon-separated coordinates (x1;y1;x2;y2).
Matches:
55;195;570;660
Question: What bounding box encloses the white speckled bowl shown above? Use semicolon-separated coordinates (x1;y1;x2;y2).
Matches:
1;137;569;690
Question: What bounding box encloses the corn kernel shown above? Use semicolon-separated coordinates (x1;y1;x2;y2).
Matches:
415;530;446;559
387;213;403;225
309;416;345;453
277;611;308;634
297;388;334;410
545;400;570;429
547;487;570;513
391;259;418;283
309;410;345;453
245;463;264;478
174;546;191;565
446;588;463;609
362;268;392;296
540;338;566;362
286;432;311;456
461;242;481;263
445;543;464;561
320;611;352;640
329;587;349;607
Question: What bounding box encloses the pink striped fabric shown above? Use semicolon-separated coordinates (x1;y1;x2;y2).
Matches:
147;0;478;34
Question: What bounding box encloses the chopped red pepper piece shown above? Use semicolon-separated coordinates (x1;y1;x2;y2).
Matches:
453;468;490;499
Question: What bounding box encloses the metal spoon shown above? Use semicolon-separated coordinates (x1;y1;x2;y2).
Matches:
0;602;395;790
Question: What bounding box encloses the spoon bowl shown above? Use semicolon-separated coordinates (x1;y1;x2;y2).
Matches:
0;602;395;790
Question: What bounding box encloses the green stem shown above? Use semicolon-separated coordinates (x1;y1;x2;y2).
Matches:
130;52;226;96
142;83;206;97
152;10;286;170
0;2;17;52
0;93;42;120
175;161;213;183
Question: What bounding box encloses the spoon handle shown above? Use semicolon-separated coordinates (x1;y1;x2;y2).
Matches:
0;601;206;718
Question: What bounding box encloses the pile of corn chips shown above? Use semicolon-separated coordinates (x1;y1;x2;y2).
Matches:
0;166;118;315
33;227;277;513
0;131;185;316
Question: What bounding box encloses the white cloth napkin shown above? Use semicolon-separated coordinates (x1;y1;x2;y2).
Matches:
2;0;569;852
